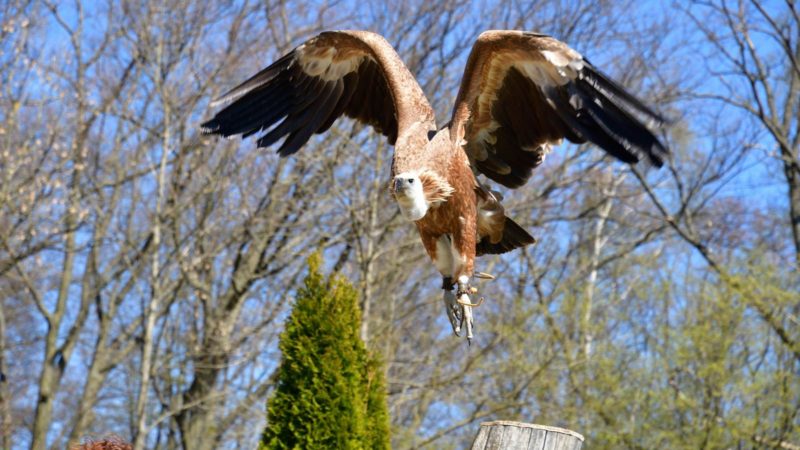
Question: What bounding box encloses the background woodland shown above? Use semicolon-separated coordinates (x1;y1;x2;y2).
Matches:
1;0;798;448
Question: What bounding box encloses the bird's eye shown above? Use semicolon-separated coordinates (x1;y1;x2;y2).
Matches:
408;178;414;184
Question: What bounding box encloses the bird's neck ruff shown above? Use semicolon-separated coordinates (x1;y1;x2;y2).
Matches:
418;169;455;204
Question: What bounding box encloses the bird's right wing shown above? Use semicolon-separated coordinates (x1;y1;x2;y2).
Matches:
202;31;436;156
450;30;668;188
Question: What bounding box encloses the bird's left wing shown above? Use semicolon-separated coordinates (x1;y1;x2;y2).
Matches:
450;30;667;188
202;31;435;156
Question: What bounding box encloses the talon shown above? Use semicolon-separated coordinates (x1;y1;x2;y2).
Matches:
443;288;461;336
453;303;463;336
459;293;474;342
450;276;479;342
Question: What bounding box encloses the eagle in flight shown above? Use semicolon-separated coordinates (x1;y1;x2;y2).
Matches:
202;30;667;341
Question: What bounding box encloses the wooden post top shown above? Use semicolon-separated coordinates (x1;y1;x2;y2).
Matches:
471;421;584;450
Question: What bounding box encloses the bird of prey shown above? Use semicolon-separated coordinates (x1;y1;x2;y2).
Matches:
202;30;667;341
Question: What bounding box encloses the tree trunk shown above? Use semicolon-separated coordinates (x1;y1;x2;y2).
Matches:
783;162;800;267
471;421;583;450
0;306;8;449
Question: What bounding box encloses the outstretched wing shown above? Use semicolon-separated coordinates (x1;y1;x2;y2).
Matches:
202;31;435;156
450;30;667;188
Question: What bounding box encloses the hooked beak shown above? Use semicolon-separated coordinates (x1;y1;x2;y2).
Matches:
393;178;405;193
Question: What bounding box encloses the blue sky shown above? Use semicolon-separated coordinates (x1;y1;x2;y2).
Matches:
7;0;798;447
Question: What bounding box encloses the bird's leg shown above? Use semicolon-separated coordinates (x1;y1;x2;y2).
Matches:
456;275;475;344
442;276;461;336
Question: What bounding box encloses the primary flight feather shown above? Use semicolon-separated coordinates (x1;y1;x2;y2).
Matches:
202;30;667;340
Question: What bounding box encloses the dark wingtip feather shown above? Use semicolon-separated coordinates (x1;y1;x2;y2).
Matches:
543;63;670;168
579;63;672;168
580;60;666;124
573;79;668;167
200;52;297;140
200;119;220;135
544;85;637;163
210;52;296;108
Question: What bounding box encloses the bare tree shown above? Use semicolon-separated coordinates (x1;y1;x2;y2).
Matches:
681;0;800;267
2;0;797;449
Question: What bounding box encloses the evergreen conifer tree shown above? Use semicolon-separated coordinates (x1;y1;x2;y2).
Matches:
260;255;390;450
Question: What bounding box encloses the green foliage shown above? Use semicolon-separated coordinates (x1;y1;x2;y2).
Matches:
260;254;390;450
404;243;798;449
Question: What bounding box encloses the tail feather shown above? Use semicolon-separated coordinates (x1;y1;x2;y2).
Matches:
476;217;535;256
